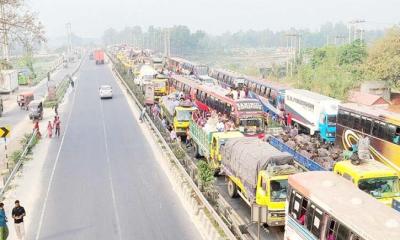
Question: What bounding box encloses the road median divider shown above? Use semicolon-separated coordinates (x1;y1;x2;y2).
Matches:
43;58;83;108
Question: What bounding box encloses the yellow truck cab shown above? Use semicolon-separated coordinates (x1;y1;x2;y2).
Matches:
334;160;400;206
172;105;196;135
221;138;298;226
152;74;168;100
160;93;197;136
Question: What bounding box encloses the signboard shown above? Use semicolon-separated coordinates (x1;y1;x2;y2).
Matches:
0;126;10;138
237;101;263;112
144;84;155;105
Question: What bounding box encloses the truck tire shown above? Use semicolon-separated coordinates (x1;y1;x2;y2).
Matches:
227;178;238;198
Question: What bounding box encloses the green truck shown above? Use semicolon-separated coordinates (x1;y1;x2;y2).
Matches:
189;120;243;169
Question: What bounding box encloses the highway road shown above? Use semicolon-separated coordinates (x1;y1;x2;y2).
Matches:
28;58;201;239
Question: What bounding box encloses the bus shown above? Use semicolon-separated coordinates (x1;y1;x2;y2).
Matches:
170;75;265;137
244;77;290;118
336;103;400;172
209;68;246;89
166;57;209;77
285;171;400;240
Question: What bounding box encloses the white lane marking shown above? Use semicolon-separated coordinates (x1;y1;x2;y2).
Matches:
97;72;123;240
34;64;81;240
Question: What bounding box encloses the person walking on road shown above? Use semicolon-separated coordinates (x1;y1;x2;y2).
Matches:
54;117;61;138
12;200;25;240
0;203;8;240
52;102;59;115
33;120;41;139
139;107;146;123
47;121;53;138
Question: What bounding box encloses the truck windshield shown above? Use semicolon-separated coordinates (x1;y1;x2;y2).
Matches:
270;179;288;202
239;118;263;134
358;177;400;198
176;110;192;121
327;115;337;125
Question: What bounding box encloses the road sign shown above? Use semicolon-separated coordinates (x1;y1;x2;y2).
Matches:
0;126;10;138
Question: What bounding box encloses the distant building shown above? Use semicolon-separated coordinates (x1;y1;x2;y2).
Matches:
360;81;391;101
348;91;390;106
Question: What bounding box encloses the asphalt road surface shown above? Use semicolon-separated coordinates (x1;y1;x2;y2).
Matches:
29;57;201;240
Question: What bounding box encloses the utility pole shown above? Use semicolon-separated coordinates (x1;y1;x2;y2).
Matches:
66;23;72;54
285;33;301;77
164;28;171;57
348;19;366;43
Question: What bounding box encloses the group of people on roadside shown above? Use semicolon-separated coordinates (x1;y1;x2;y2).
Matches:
0;200;26;240
46;115;61;138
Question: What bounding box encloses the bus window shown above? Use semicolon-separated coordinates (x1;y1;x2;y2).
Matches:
306;204;323;238
360;116;372;134
349;233;363;240
336;223;351;240
326;219;337;240
352;114;361;131
372;121;385;139
394;126;400;145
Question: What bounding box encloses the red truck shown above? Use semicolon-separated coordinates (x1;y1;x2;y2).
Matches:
94;50;104;64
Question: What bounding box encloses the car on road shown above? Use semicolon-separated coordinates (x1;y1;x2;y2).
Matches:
99;85;113;99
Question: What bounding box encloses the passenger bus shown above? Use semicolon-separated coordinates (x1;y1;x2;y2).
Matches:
166;57;209;76
209;68;246;89
244;77;290;118
336;103;400;172
170;75;265;137
286;171;400;240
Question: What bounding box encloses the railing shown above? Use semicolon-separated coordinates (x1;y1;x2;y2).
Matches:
0;130;38;197
268;136;326;171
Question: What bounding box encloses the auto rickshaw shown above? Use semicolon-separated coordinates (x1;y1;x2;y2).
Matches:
28;100;43;121
17;92;34;110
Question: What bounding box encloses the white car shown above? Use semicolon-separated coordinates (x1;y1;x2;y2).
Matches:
99;85;113;99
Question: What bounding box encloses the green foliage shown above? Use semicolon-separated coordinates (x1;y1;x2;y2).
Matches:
338;40;367;66
290;40;368;100
197;160;215;190
10;150;22;164
364;27;400;87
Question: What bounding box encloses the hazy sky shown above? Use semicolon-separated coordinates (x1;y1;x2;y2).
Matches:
28;0;399;39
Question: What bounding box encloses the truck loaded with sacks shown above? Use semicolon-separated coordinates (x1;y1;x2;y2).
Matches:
220;137;298;226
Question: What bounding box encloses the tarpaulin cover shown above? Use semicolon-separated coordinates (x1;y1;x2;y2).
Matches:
221;138;293;194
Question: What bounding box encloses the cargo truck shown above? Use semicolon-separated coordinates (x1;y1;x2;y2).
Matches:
160;94;196;136
284;89;340;143
94;50;105;64
0;70;18;93
221;137;298;226
189;119;243;169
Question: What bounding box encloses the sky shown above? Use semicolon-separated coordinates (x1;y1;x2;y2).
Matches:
28;0;400;39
